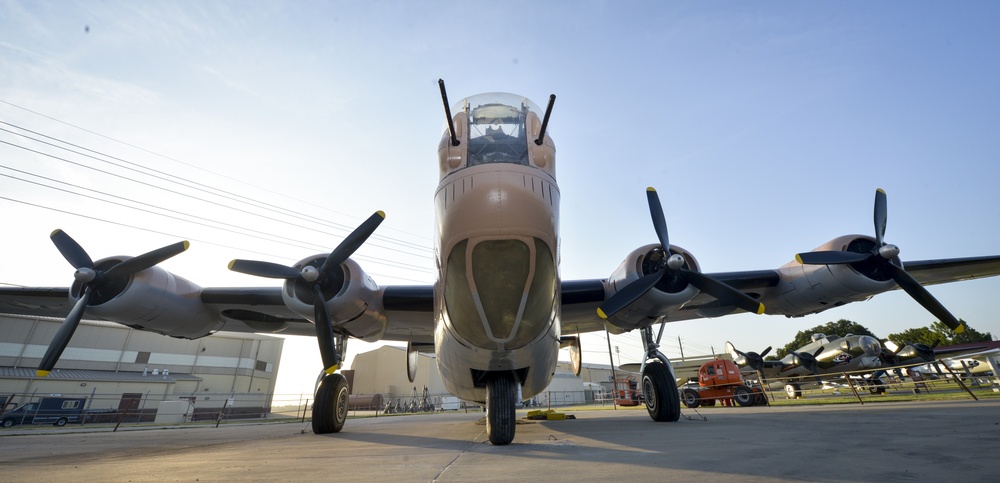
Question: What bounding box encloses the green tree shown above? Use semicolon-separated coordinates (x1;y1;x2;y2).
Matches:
775;319;878;359
887;319;993;346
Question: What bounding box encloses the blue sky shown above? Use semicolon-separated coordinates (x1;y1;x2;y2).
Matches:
2;1;999;395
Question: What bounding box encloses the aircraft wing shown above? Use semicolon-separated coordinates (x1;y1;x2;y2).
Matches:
560;255;1000;335
559;270;781;335
903;256;1000;285
0;284;436;344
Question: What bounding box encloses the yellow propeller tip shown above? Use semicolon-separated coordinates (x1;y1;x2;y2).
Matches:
324;365;340;375
50;229;63;237
876;188;886;195
227;260;237;270
954;324;965;334
36;370;50;377
757;304;766;315
646;187;656;192
795;254;804;264
596;308;608;319
376;210;386;218
182;240;191;250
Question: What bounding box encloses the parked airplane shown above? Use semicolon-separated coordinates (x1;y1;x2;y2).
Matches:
3;80;1000;445
728;336;991;398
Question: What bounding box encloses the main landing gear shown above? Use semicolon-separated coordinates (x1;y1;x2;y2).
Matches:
313;332;351;435
313;373;350;434
639;323;680;422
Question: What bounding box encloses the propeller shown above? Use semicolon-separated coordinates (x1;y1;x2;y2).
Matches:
906;339;940;362
789;347;824;374
598;188;764;319
733;346;772;372
229;211;385;374
795;189;965;334
38;230;189;377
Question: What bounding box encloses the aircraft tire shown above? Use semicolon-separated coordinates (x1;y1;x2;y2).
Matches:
312;373;349;435
868;379;886;395
486;372;516;445
642;361;680;422
681;388;701;408
733;386;754;407
785;383;802;399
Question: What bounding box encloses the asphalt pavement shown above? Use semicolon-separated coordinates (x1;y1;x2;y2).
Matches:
2;399;998;482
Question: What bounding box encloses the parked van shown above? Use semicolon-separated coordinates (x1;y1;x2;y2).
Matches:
1;397;86;427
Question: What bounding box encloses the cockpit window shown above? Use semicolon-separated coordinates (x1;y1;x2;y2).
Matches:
457;93;544;167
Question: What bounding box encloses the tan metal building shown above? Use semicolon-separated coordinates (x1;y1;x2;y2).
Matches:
0;314;282;421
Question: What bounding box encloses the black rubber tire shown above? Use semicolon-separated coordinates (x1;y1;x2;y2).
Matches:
754;389;768;406
642;361;680;422
681;388;701;408
54;417;68;427
486;373;517;445
1;418;14;428
785;383;802;399
733;386;754;407
868;379;886;395
312;373;349;434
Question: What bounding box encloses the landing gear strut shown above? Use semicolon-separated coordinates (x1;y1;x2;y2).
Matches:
639;323;680;422
486;372;517;445
312;332;349;435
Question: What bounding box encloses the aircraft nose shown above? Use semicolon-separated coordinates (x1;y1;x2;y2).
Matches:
859;336;881;356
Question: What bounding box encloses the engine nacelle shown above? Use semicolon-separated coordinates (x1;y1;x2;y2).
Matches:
767;235;899;316
281;256;386;342
602;243;701;332
76;258;223;339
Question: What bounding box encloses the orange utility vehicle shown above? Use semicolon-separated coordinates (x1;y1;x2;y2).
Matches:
613;376;642;406
680;358;767;408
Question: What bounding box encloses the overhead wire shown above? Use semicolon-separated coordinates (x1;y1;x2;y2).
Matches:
0;98;434;252
0;128;431;260
0;104;440;279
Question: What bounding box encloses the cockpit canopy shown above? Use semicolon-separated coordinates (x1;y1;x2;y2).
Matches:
438;92;555;179
466;93;539;166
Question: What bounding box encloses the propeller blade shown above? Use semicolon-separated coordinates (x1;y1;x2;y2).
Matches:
795;251;870;265
874;188;887;247
597;271;663;319
37;286;93;376
645;188;670;251
229;259;302;279
885;263;964;333
313;285;341;373
760;346;772;358
684;270;765;314
105;241;190;279
50;229;93;269
320;211;386;274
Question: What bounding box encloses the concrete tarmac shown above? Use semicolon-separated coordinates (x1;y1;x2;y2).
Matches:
2;399;998;482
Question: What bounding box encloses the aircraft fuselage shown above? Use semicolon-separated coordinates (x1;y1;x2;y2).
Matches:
432;92;560;403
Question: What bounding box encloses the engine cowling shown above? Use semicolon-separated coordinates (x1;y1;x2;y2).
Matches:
768;235;899;316
76;257;223;339
280;255;386;341
602;243;701;332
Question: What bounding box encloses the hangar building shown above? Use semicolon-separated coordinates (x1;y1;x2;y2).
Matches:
0;314;283;421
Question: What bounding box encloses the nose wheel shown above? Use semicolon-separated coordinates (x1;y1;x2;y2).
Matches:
485;372;517;445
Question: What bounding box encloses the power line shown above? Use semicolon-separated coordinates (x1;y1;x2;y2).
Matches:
0;98;434;249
